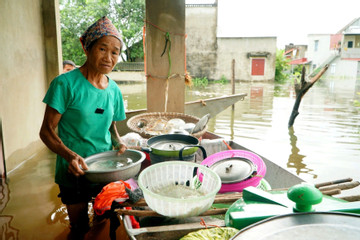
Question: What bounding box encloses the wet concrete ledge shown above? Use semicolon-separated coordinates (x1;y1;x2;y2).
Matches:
108;71;146;83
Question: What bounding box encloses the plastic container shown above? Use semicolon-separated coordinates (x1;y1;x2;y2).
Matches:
138;161;221;218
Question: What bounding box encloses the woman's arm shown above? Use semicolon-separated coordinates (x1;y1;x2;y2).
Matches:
39;105;87;176
109;121;127;154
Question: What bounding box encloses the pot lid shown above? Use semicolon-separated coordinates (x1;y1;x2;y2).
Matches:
150;140;190;151
232;212;360;240
209;157;257;183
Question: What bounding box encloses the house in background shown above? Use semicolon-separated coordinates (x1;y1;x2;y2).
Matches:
305;17;360;84
284;44;307;63
186;2;276;81
284;43;309;73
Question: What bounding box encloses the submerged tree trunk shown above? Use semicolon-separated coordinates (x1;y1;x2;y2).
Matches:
288;65;329;128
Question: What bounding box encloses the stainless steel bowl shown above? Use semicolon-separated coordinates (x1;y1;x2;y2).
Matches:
83;149;146;183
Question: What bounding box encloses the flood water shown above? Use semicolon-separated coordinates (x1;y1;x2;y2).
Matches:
1;79;359;239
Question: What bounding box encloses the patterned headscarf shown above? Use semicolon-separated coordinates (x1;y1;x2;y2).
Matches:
80;16;122;52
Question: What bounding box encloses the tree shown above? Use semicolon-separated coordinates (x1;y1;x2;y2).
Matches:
114;0;145;62
275;49;290;83
59;0;145;65
288;65;329;128
60;1;111;65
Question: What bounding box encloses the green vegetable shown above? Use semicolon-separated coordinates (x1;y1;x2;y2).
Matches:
180;227;239;240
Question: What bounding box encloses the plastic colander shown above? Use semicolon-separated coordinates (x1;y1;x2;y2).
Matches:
138;161;221;218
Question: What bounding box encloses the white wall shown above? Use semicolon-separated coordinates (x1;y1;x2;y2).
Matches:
0;0;61;171
186;5;218;78
306;34;331;71
216;37;277;81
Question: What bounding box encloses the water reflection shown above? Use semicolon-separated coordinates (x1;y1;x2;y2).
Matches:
0;180;19;239
287;127;317;178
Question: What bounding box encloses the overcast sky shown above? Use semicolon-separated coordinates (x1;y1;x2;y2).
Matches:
187;0;360;48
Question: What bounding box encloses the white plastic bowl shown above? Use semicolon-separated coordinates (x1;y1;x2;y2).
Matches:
138;161;221;218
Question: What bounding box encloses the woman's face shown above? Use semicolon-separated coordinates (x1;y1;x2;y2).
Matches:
86;36;121;74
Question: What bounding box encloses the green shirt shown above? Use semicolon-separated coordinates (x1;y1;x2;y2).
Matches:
43;68;126;187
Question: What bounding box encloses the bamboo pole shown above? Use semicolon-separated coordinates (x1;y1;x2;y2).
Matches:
321;189;341;196
315;178;353;188
318;181;360;192
340;195;360;202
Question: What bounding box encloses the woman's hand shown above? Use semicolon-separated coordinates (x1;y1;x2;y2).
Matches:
67;154;88;177
109;121;128;155
114;142;128;155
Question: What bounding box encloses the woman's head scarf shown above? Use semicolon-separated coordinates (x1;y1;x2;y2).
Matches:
80;16;123;52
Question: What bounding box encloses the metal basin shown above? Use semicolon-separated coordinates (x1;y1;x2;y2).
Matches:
83;149;146;183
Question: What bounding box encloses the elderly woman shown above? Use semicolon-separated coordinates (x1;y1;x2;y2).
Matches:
39;16;127;238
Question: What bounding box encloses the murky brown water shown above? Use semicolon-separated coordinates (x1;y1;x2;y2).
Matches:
0;149;129;239
1;79;359;239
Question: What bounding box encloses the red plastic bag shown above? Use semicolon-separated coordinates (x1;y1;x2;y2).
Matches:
94;180;131;215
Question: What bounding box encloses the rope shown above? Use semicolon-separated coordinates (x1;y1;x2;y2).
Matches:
142;25;146;74
142;19;188;112
144;19;185;36
164;78;169;112
199;218;220;229
146;74;182;80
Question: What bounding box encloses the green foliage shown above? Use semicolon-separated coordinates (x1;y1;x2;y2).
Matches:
290;64;303;84
192;77;209;87
214;75;229;85
60;1;110;65
59;0;145;65
114;0;145;62
275;49;290;83
354;92;360;107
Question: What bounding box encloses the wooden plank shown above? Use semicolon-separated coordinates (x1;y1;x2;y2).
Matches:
118;192;243;208
116;208;228;217
184;93;247;118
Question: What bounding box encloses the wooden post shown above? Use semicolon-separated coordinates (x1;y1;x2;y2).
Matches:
231;59;235;110
145;0;186;113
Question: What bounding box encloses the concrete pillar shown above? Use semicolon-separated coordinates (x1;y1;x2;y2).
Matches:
42;0;63;84
145;0;186;113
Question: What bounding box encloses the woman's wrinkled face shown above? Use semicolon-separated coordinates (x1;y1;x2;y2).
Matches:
86;35;121;74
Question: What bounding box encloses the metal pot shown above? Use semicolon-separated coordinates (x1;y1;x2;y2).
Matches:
232;212;360;239
83;149;146;183
149;145;207;164
142;134;201;157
